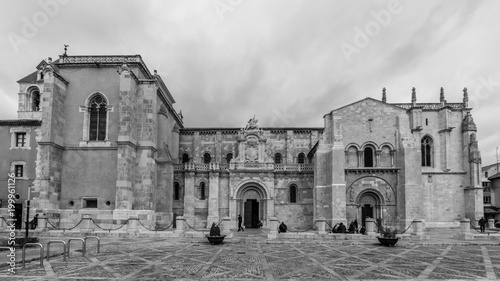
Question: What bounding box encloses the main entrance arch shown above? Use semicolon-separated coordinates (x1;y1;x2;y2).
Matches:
230;181;272;229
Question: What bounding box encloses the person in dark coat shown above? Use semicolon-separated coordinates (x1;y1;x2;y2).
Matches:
338;222;346;233
353;219;359;233
376;217;383;233
478;217;486;233
348;221;356;233
30;214;39;230
278;222;287;233
332;223;339;233
238;214;244;231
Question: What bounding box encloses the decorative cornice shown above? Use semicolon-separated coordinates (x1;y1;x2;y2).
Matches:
345;168;400;174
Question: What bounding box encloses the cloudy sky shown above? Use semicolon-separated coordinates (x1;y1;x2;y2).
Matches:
1;0;499;165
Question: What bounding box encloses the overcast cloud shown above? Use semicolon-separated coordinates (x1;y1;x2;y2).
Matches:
0;0;499;165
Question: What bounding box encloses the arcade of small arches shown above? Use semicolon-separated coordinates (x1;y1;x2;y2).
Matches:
179;151;309;164
345;142;395;168
345;137;435;168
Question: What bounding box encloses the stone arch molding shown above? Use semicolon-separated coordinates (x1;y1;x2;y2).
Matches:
232;179;270;200
347;176;395;206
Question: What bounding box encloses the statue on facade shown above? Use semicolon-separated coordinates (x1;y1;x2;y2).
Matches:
462;111;477;132
245;115;259;130
469;133;482;164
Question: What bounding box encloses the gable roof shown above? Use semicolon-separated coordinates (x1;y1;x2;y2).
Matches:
325;97;406;117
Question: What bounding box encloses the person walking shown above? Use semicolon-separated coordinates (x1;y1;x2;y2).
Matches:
238;214;244;231
478;217;486;233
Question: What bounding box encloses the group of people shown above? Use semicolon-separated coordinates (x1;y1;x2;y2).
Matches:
331;219;366;234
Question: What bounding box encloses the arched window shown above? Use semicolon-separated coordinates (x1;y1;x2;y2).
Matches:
421;136;433;167
200;182;206;200
89;94;107;141
174;182;180;200
31;89;41;111
182;153;190;163
297;153;306;164
364;147;374;167
203;153;211;164
226;153;233;163
274;153;282;164
289;184;297;203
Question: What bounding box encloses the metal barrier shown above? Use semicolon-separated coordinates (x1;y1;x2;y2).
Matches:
47;240;67;262
84;236;100;253
68;238;86;257
22;243;44;268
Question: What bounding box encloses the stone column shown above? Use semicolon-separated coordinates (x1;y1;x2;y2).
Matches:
366;218;375;235
183;172;196;226
207;171;220;227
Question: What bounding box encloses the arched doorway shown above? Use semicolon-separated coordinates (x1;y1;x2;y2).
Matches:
233;182;269;229
243;189;260;228
359;191;381;227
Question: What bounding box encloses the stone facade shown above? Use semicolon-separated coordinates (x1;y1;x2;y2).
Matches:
0;55;484;231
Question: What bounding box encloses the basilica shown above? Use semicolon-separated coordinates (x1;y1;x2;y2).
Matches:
0;54;484;231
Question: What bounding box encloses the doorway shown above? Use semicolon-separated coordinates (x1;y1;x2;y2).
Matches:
14;203;23;229
244;199;259;228
361;204;373;227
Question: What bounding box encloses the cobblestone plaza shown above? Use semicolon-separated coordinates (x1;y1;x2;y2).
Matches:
1;229;500;280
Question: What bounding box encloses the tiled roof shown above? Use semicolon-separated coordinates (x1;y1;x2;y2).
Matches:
17;71;38;83
0;119;41;126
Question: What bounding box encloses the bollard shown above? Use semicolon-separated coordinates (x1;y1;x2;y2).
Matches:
38;214;47;231
175;216;185;233
221;217;231;235
269;217;279;235
47;240;67;262
460;218;471;233
22;243;44;268
127;216;138;232
80;214;93;232
365;218;375;235
68;238;86;257
84;236;100;253
488;219;495;229
317;217;327;235
412;219;424;236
